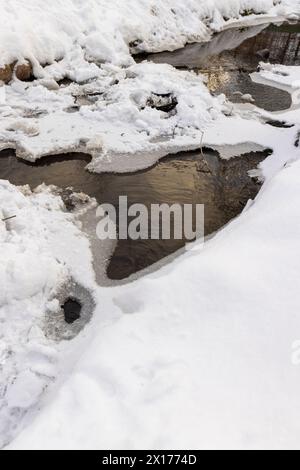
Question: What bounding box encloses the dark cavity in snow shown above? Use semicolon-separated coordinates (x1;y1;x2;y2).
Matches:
62;298;82;324
45;281;95;340
0;148;270;280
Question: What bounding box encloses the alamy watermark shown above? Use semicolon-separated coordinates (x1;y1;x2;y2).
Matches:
96;196;204;245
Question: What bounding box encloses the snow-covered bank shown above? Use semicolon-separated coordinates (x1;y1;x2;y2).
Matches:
7;151;300;451
0;182;97;448
3;63;300;450
0;0;299;72
1;59;299;177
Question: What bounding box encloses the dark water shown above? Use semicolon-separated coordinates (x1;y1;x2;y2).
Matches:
1;23;298;280
143;23;300;68
235;23;300;67
63;298;82;324
0;149;267;279
139;23;300;111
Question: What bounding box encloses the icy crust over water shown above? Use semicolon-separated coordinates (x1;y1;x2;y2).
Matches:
0;0;299;69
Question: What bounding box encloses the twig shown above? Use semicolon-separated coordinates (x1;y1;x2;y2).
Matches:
2;215;16;222
200;130;205;157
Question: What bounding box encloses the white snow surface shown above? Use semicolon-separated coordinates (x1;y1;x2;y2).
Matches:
0;0;299;69
1;0;300;451
6;154;300;450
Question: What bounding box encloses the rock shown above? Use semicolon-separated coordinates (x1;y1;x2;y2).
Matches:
15;61;33;81
147;92;178;113
0;64;13;83
0;60;33;83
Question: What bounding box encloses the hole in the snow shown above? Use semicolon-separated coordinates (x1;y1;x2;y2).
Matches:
62;298;82;324
45;281;95;340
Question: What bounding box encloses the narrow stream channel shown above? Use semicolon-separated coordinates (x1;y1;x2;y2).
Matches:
0;22;298;281
0;148;268;280
139;23;300;111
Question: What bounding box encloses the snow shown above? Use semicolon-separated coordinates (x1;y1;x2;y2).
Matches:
1;0;300;451
7;155;300;450
0;181;96;448
253;62;300;91
0;3;298;173
3;62;300;450
0;0;299;70
0;1;299;173
0;63;228;172
0;58;299;176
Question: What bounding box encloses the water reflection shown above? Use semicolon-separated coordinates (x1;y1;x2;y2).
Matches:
140;23;299;111
141;23;300;68
0;148;268;280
